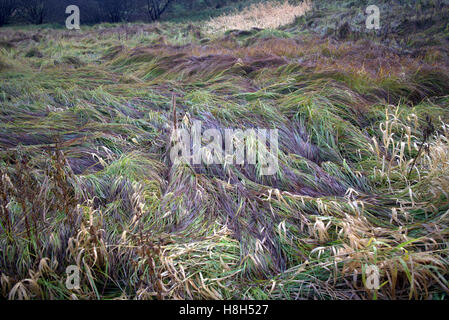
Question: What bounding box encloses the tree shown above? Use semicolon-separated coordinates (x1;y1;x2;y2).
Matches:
78;0;103;24
146;0;172;21
98;0;136;23
0;0;17;26
18;0;49;25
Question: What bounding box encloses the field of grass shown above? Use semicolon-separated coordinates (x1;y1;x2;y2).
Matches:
1;0;449;299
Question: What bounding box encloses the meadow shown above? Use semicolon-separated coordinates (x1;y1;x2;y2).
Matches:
1;0;449;299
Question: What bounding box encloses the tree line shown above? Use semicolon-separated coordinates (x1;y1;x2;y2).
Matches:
0;0;247;26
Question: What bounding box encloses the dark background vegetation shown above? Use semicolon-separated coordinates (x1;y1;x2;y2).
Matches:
1;0;447;27
0;0;260;26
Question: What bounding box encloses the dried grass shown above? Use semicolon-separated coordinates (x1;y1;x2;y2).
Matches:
206;1;312;32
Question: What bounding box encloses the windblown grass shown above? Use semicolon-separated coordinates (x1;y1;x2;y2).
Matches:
1;1;449;300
